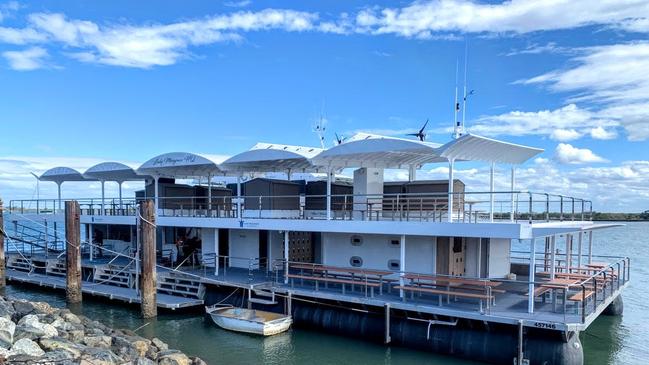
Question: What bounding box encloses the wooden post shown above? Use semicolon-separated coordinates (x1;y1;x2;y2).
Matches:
65;200;82;303
0;199;5;288
139;200;157;318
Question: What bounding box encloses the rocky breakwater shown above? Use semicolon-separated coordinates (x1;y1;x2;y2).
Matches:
0;296;207;365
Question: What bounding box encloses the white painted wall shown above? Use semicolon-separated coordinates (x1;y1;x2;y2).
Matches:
229;229;260;269
321;233;435;274
201;228;217;267
488;238;511;278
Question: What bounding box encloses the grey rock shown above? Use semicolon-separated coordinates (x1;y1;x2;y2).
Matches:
5;353;42;363
192;357;208;365
15;314;58;340
62;312;81;325
39;337;83;358
51;317;77;332
0;317;16;349
30;301;56;315
12;300;35;319
9;338;45;357
0;299;15;320
136;356;156;365
83;335;112;349
68;329;85;342
80;347;123;365
158;351;192;365
152;337;169;351
42;349;78;364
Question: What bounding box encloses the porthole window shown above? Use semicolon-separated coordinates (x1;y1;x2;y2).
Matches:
350;235;363;246
350;256;363;267
390;239;400;246
388;259;400;271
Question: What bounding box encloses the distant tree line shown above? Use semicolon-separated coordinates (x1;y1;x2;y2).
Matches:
592;210;649;221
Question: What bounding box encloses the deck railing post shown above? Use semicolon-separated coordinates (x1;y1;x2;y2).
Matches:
65;200;82;304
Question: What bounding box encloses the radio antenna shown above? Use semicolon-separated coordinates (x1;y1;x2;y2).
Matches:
313;100;326;148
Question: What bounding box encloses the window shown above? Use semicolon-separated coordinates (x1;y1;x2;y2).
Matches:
453;237;463;253
350;256;363;267
388;259;400;270
390;239;400;246
350;235;363;246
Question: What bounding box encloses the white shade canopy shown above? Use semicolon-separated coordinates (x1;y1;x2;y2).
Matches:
137;152;226;178
221;143;324;173
437;133;543;164
40;167;95;183
84;162;144;182
311;133;446;169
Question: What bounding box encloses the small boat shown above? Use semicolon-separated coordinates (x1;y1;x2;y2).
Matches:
205;305;292;336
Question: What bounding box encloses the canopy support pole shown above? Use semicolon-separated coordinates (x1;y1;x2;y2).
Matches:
408;165;416;182
448;159;454;223
153;176;159;216
207;174;212;217
489;162;495;222
118;181;123;211
287;169;292;181
528;238;536;314
57;182;62;213
510;166;516;222
237;176;242;219
101;180;105;216
326;169;332;220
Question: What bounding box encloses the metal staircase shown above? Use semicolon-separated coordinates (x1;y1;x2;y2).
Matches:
158;272;205;300
248;283;278;305
93;264;134;288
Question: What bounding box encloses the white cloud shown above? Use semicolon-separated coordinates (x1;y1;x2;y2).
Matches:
2;46;49;70
554;143;608;164
0;1;19;22
523;42;649;141
224;1;252;8
470;104;617;141
354;0;649;38
590;126;618;140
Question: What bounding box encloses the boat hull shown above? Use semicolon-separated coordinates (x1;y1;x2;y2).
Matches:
206;306;292;336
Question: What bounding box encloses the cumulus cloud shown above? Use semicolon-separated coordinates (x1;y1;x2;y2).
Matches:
469;104;617;141
354;0;649;38
2;46;49;70
554;143;608;165
522;41;649;141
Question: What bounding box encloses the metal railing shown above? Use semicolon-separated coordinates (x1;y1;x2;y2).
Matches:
10;190;593;223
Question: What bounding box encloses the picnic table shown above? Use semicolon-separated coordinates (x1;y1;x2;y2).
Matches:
290;263;394;295
538;278;579;312
402;273;502;305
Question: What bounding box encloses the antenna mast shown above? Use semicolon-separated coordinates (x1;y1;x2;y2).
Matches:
461;40;469;137
453;59;461;139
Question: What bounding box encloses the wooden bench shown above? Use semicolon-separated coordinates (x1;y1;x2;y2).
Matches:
394;285;493;310
287;274;380;297
568;290;595;302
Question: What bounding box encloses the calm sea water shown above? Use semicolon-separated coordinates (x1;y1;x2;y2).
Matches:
2;222;648;365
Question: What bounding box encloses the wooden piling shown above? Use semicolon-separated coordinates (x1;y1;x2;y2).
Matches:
65;200;82;303
0;199;6;288
139;200;157;318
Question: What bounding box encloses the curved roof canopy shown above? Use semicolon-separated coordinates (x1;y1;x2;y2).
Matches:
311;133;446;169
221;143;324;173
84;162;144;182
437;133;543;165
40;167;95;183
137;152;226;178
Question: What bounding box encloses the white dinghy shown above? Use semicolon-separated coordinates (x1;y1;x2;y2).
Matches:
205;305;292;336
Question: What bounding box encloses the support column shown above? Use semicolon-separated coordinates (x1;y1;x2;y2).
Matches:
477;238;482;278
565;234;572;272
447;159;454;223
284;231;289;284
88;223;94;261
577;232;583;270
510;166;516;222
236;176;242;219
139;200;157;318
57;182;62;213
326;169;332;220
527;239;536;314
489;162;495;222
588;231;593;264
399;234;406;298
65;200;82;304
101;180;106;215
207;174;212;217
0;199;5;288
550;235;556;280
118;181;123;211
408;165;416;182
214;229;220;276
153;176;160;214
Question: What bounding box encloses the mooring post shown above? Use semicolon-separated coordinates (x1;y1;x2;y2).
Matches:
384;303;391;344
0;199;6;288
139;200;157;318
65;200;82;303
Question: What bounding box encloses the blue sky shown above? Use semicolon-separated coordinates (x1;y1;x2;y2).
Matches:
1;0;648;211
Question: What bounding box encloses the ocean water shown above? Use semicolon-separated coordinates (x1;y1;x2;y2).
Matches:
2;222;648;364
